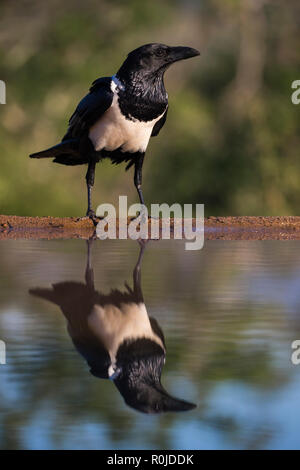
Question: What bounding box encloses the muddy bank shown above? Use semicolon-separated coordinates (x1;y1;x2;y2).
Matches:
1;214;300;240
205;216;300;240
0;215;94;240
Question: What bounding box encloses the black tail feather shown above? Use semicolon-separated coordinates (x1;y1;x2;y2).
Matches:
30;140;141;168
30;139;79;158
29;139;91;165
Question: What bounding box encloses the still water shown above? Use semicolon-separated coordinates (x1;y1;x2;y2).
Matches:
0;238;300;450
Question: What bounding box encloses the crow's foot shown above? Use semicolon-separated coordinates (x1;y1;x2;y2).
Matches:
81;210;99;226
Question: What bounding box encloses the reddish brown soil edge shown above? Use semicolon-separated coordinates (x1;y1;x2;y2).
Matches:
1;215;300;240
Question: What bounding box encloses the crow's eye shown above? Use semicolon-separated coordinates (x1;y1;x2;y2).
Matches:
155;48;165;57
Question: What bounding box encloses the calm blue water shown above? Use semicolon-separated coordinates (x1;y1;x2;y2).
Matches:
0;239;300;450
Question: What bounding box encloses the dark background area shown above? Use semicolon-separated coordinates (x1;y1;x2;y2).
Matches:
0;0;299;216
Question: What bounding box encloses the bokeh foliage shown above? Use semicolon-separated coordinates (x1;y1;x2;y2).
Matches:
0;0;299;216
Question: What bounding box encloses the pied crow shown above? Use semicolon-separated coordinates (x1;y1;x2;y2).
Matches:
30;240;196;414
29;43;200;217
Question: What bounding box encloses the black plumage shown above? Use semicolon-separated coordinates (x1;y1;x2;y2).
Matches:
30;43;199;217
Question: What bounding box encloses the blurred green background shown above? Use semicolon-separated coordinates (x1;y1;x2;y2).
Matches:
0;0;299;217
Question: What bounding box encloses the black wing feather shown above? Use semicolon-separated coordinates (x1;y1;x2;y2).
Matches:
63;77;113;141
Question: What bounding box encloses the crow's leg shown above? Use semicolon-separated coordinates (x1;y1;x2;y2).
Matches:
134;154;145;206
134;154;150;225
126;239;148;302
85;238;95;290
133;155;158;225
85;160;96;217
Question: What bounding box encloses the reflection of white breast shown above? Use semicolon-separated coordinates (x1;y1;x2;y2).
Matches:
88;78;165;154
87;302;164;369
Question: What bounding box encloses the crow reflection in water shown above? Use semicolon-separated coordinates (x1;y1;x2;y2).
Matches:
30;241;196;414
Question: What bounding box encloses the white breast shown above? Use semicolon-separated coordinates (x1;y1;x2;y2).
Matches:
87;301;165;376
88;78;165;154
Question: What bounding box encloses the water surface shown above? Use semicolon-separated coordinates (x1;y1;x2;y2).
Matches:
0;239;300;450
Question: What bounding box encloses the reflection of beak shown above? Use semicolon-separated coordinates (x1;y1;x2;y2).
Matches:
154;383;197;413
116;376;197;414
168;46;200;64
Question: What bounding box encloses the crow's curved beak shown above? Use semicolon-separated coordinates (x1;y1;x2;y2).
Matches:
168;46;200;64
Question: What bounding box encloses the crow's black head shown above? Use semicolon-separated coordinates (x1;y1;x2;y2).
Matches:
113;338;197;414
117;43;200;81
